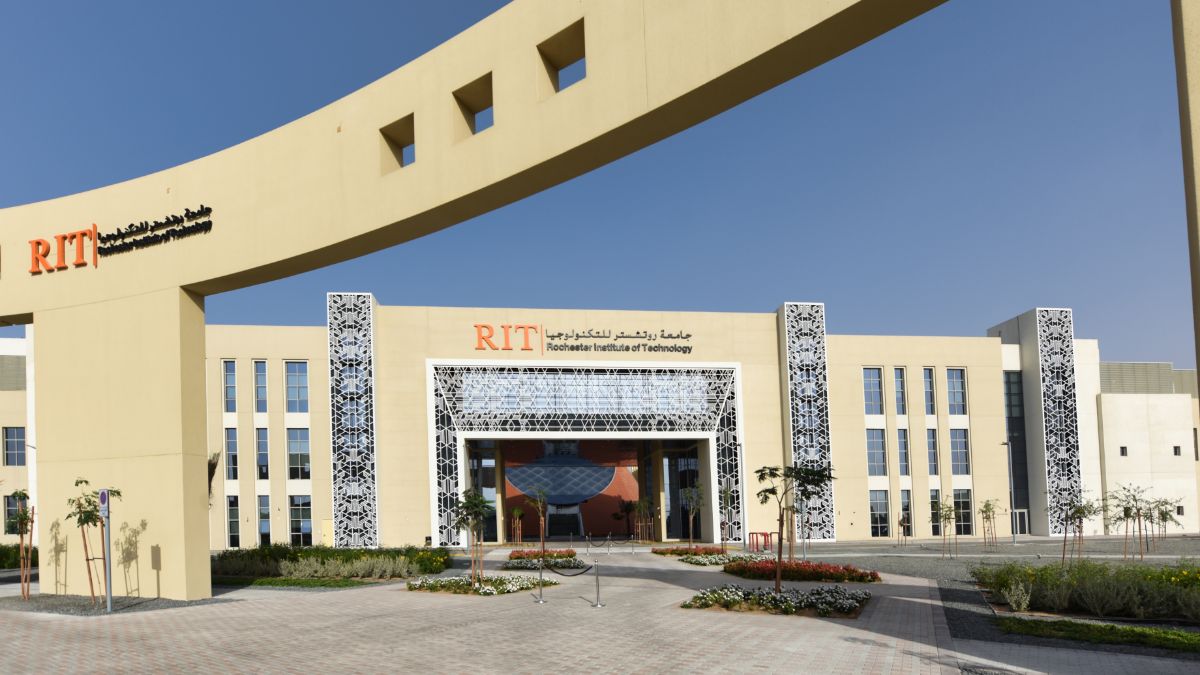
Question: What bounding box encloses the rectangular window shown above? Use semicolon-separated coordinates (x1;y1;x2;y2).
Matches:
927;429;939;475
256;428;269;480
1119;446;1128;457
223;360;237;413
1174;445;1182;457
1178;505;1186;517
286;361;309;413
3;427;26;466
863;368;883;415
258;495;271;547
290;495;313;546
288;428;311;480
923;367;936;415
254;360;268;413
894;368;907;415
224;428;238;480
954;489;973;535
866;429;887;476
930;489;942;537
900;489;912;537
897;428;910;476
947;368;967;415
4;495;18;535
951;429;970;475
227;496;240;548
869;490;889;537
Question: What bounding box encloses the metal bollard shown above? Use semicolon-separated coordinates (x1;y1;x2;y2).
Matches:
535;564;546;604
591;563;605;608
607;539;612;556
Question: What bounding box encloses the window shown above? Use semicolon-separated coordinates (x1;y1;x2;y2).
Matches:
3;427;26;466
290;495;313;546
1174;445;1182;457
1003;371;1023;418
923;368;936;415
1119;446;1128;457
254;360;267;413
1178;505;1186;517
256;428;269;480
900;489;912;537
863;368;883;415
866;429;887;476
288;428;311;480
897;429;910;476
286;362;309;413
258;495;271;547
950;429;970;475
227;496;240;548
223;360;236;413
930;489;942;537
953;489;973;535
947;368;967;415
927;429;939;475
869;490;889;537
4;495;18;535
224;428;238;480
380;113;416;172
894;368;907;415
538;19;586;93
453;72;494;136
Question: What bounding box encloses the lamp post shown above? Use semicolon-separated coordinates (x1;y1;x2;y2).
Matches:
1002;441;1016;543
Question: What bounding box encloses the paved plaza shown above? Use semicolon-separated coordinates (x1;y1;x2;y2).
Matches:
1;544;1198;674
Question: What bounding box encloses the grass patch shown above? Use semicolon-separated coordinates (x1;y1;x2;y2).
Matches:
212;576;369;589
996;616;1200;653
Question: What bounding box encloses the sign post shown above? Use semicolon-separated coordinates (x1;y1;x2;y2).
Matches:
99;489;112;614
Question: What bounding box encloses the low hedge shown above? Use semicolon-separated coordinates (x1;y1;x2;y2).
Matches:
0;544;37;569
997;616;1200;653
652;546;725;556
723;560;881;583
211;544;450;578
508;549;577;560
972;560;1200;621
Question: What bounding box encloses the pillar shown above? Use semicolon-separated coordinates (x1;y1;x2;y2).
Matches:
34;287;210;601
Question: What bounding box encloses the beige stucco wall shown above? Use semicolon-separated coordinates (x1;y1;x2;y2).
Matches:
826;334;1012;541
0;351;28;546
1097;393;1200;534
204;326;330;551
371;304;789;546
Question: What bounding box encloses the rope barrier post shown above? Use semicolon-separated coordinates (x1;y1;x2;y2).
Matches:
535;563;546;604
591;563;605;608
607;538;612;556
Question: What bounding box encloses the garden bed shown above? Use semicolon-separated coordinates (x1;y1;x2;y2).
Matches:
212;576;370;589
971;560;1200;622
682;585;870;617
407;574;558;596
678;552;772;566
507;549;577;560
995;616;1200;654
211;544;450;580
501;557;588;570
652;546;725;556
723;560;881;583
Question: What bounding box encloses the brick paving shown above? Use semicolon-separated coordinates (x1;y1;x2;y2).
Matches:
0;550;1194;674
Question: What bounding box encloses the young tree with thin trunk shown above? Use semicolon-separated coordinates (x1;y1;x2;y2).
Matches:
679;486;704;551
937;500;956;559
6;489;34;601
754;465;834;592
65;478;122;605
526;488;548;558
451;488;494;585
719;485;735;553
510;506;524;545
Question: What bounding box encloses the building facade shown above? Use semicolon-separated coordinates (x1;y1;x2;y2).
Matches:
3;297;1198;549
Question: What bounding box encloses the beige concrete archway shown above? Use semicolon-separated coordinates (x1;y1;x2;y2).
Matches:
0;0;948;600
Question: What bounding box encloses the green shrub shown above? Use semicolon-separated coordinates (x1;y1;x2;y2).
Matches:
0;544;37;569
1180;588;1200;622
997;617;1200;653
211;545;448;578
1001;580;1031;612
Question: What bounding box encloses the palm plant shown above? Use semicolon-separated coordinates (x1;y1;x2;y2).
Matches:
526;488;548;558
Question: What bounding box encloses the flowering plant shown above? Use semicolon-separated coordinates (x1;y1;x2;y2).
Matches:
678;553;773;566
407;573;558;595
723;560;881;583
682;584;870;616
652;546;725;556
508;549;577;560
502;557;588;570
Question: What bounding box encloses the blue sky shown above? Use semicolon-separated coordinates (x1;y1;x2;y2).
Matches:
0;2;1192;365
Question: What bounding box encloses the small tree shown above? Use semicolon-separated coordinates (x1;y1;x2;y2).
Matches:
1110;484;1149;560
936;500;956;559
793;466;833;562
612;499;636;538
510;506;524;545
679;486;704;551
65;479;122;604
634;497;653;542
755;465;834;592
1061;497;1103;563
1152;497;1182;544
526;488;549;558
6;489;34;601
719;484;735;553
978;499;999;548
451;489;494;585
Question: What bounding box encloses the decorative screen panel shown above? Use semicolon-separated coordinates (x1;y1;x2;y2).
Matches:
781;303;835;541
328;293;379;547
431;365;743;546
1036;308;1081;535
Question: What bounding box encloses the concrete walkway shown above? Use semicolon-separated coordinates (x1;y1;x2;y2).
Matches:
0;551;1194;674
